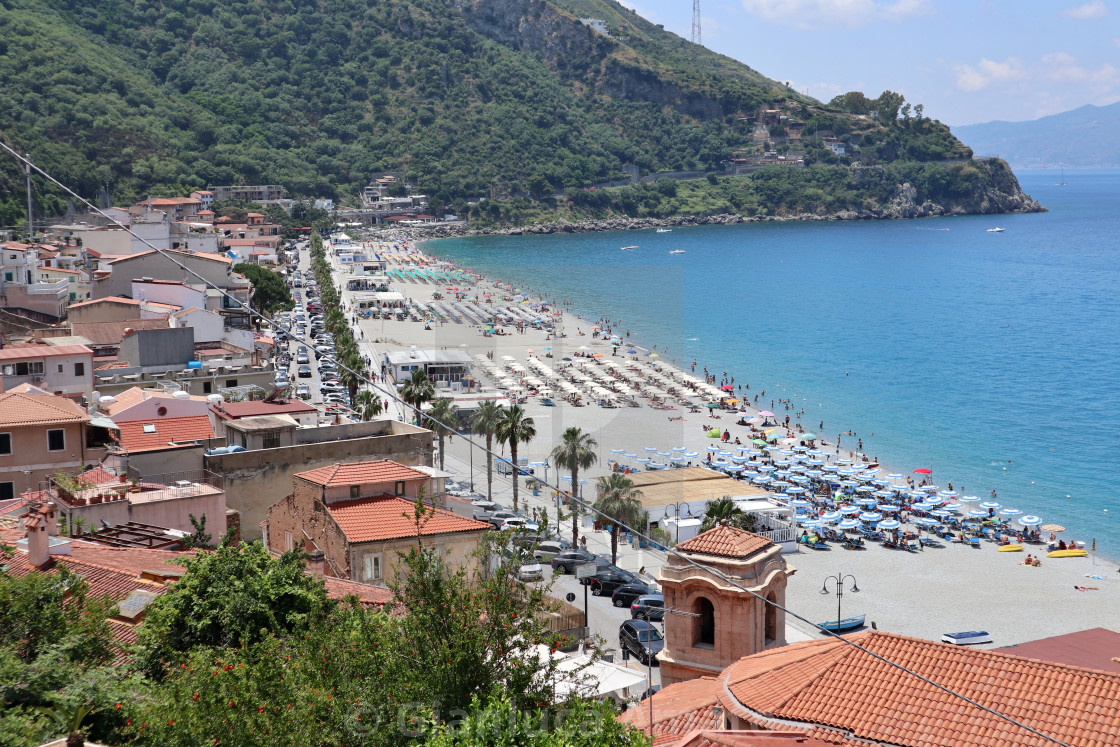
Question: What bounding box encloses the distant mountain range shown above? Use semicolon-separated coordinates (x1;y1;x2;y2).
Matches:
953;102;1120;168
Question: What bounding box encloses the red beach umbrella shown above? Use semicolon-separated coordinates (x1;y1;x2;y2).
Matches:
913;468;933;474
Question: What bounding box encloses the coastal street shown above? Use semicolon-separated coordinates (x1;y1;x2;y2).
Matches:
323;229;1120;653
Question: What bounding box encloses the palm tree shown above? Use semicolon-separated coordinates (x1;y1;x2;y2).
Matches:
325;307;346;335
494;404;536;511
594;473;647;565
353;389;383;421
339;353;367;403
550;427;598;547
699;496;744;532
400;369;435;422
425;397;459;471
471;400;504;501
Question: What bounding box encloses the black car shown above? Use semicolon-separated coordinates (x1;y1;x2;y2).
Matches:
550;549;602;574
631;593;665;621
585;570;636;597
619;620;664;665
611;583;652;608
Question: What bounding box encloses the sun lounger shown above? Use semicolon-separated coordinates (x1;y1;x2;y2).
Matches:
969;537;981;548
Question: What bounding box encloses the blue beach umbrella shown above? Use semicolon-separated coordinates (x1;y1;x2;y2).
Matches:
885;473;903;479
610;448;627;454
671;446;688;452
1019;515;1042;526
643;446;659;453
754;476;772;484
821;511;842;522
656;451;671;458
968;509;989;518
859;512;883;523
879;504;901;513
789;499;812;508
786;486;808;494
980;501;1001;510
635;457;652;464
931;509;951;518
878;519;901;530
914;517;939;527
943;503;963;511
838;519;861;530
800;519;824;528
839;505;861;515
683;452;699;459
1000;508;1022;516
623;452;638;459
724;465;744;473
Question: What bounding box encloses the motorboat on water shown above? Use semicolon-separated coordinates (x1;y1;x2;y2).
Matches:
621;245;639;250
656;228;672;233
986;227;1005;233
669;250;685;255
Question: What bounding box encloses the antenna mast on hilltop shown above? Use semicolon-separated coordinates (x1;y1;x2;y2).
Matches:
691;0;702;45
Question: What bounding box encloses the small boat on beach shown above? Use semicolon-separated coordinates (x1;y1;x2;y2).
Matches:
986;227;1005;233
1047;548;1088;558
998;544;1024;552
941;631;993;646
621;245;639;250
818;614;865;632
656;228;672;233
669;250;685;255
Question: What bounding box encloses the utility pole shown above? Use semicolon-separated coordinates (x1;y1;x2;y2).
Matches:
25;153;34;243
691;0;702;45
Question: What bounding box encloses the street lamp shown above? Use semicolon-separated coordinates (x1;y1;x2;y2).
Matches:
819;572;860;631
662;501;690;544
631;606;699;742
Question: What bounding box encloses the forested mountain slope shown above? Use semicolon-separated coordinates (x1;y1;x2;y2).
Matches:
0;0;1023;225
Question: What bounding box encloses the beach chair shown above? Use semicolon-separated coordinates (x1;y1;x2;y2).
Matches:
969;537;981;548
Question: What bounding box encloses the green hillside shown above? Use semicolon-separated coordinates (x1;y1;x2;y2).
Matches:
0;0;991;226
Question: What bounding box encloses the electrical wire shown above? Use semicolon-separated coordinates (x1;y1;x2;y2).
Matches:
1;141;1068;746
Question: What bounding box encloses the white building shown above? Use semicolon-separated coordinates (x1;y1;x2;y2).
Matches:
383;348;472;384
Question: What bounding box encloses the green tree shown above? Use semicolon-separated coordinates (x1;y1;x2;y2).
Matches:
400;369;435;416
549;427;598;546
339;352;367;403
135;542;333;678
354;389;383;421
593;473;647;565
495;405;536;511
425;397;459;471
471;400;504;502
699;496;755;533
182;512;212;548
233;263;293;313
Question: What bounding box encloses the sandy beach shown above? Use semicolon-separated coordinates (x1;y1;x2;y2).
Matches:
338;229;1119;648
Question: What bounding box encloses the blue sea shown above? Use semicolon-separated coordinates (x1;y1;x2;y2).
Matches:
430;170;1120;558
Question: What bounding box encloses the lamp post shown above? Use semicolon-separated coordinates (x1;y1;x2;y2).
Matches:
819;572;859;631
635;606;699;742
662;501;690;544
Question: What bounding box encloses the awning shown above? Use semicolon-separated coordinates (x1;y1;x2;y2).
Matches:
88;416;120;430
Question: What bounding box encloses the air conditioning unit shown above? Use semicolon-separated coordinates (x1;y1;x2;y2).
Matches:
30;376;45;384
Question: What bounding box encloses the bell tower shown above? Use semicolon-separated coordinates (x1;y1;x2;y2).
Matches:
657;523;794;686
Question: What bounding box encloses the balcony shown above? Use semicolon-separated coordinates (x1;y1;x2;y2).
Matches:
25;279;68;295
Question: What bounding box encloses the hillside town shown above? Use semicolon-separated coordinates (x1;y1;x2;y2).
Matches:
2;187;1119;747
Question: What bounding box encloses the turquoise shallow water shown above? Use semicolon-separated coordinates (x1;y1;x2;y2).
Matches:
430;170;1120;557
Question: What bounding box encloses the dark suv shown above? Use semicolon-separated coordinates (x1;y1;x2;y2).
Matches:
611;583;652;608
619;620;664;665
584;570;635;597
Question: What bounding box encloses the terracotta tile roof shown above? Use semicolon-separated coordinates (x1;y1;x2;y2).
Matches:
79;465;119;485
294;460;431;488
0;343;93;360
673;731;852;747
993;628;1120;675
674;524;773;560
67;296;141;309
70;319;170;344
326;494;490;543
0;390;89;427
718;630;1120;747
102;386;209;416
619;676;723;738
116;415;215;452
213;399;317;420
319;576;393;607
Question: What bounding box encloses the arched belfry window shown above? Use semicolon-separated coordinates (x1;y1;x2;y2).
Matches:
695;597;715;647
765;592;778;643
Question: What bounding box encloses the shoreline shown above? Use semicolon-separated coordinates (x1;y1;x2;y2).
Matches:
338;230;1120;648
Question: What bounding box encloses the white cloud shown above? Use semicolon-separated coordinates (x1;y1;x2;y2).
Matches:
739;0;927;29
954;58;1025;91
1041;53;1119;88
1063;0;1109;19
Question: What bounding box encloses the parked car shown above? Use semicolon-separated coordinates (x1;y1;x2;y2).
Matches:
631;594;665;621
471;501;501;521
585;570;636;597
619;620;664;665
516;560;544;582
499;518;539;532
611;583;653;608
487;510;522;529
298;365;312;378
531;539;569;562
549;549;609;575
295;384;311;399
295;352;310;364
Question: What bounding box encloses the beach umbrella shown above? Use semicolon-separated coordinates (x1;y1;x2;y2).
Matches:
879;504;901;513
711;460;731;468
752;439;767;445
873;490;894;498
800;519;824;528
840;480;859;488
671;446;688;452
669;455;688;463
789;499;812;507
980;501;1001;510
835;459;853;466
1041;524;1065;533
717;450;734;457
1019;515;1042;526
635;457;652;464
787;486;808;494
656;451;671;458
857;497;878;506
771;480;791;488
706;403;721;409
911;503;933;512
643;446;659;453
758;410;775;417
885;473;903;479
821;511;842;522
938;490;957;498
913;468;932;474
808;449;824;455
860;512;883;523
839;506;861;515
878;519;901;530
863;467;881;475
856;485;876;493
724;465;744;473
683;451;699;458
623;452;637;459
753;476;772;484
924;495;944;506
943;503;963;511
801;432;817;440
968;509;989;518
758;465;776;472
1000;508;1022;516
914;517;939;527
931;509;951;518
610;448;627;455
838;519;861;530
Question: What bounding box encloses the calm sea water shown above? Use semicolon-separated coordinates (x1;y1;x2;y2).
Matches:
430;170;1120;557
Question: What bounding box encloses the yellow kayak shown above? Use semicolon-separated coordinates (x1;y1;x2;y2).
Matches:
1047;549;1088;558
998;544;1024;552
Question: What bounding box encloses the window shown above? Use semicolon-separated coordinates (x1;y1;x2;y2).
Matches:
284;531;293;552
2;361;45;377
694;597;715;647
57;364;64;374
225;379;238;388
0;482;13;500
202;382;212;394
363;554;382;581
47;429;65;452
142;424;156;434
350;485;361;499
74;362;85;376
765;592;778;644
262;431;281;449
26;361;44;376
394;480;405;496
0;432;10;455
3;272;11;282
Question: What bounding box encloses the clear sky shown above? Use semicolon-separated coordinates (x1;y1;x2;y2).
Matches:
622;0;1120;126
